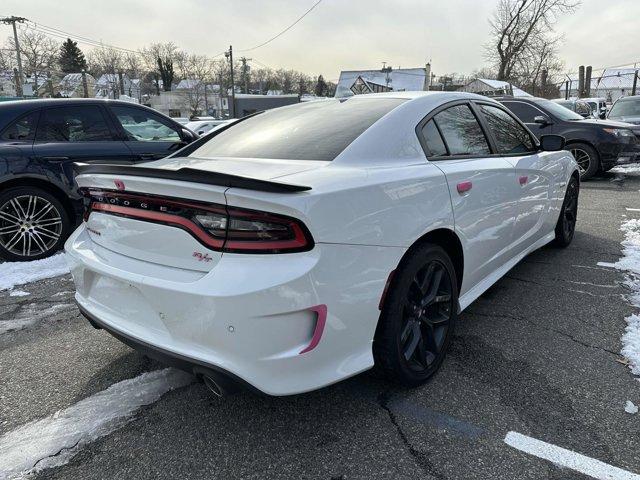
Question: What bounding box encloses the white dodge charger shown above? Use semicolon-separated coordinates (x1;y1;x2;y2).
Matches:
65;92;579;396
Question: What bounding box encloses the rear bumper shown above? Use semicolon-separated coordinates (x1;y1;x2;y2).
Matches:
65;225;405;396
77;302;259;394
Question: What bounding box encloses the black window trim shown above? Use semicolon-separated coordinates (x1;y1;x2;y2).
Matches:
34;103;119;143
472;100;539;157
0;108;41;143
500;99;550;123
415;99;495;161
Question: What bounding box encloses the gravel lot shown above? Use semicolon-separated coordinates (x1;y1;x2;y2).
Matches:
1;172;639;480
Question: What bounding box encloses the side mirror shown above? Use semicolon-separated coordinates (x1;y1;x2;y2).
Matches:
181;128;197;142
540;134;565;152
534;115;551;126
600;108;607;119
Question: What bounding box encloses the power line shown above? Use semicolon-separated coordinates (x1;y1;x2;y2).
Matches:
238;0;323;52
24;21;142;55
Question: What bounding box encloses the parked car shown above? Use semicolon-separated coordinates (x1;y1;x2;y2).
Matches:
608;95;640;125
66;92;579;396
184;119;233;136
553;99;593;118
499;96;640;179
582;97;608;119
0;99;198;261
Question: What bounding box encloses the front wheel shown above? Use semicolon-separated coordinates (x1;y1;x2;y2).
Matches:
553;176;579;248
374;244;458;387
569;143;599;180
0;187;71;261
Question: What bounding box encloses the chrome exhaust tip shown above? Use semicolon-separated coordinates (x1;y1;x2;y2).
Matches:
202;375;225;397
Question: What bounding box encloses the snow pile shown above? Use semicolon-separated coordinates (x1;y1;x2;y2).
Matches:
0;254;70;291
0;369;193;479
611;165;640;175
8;290;29;297
615;219;640;375
0;303;75;335
625;400;638;414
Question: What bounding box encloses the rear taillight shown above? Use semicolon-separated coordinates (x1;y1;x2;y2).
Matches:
81;189;314;254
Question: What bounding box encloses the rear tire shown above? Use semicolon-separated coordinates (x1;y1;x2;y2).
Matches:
553;176;579;248
0;187;71;262
374;243;458;387
569;143;599;180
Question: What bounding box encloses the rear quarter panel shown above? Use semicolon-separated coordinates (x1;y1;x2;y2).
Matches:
224;162;454;247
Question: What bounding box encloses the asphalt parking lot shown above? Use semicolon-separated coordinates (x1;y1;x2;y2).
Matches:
1;172;639;480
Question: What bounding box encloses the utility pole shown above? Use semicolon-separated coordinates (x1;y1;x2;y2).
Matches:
225;46;236;118
633;70;638;97
578;65;585;98
240;57;252;94
1;16;27;97
585;66;592;97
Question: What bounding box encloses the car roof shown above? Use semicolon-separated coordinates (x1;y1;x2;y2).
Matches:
615;95;640;102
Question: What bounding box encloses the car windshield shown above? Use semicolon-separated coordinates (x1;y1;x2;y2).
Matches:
609;98;640;119
538;99;584;121
188;98;406;161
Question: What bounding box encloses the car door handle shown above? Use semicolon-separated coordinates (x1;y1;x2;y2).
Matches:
40;156;70;162
519;175;529;186
138;153;158;160
456;181;473;194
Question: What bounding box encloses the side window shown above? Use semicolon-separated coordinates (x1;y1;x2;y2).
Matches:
1;111;39;142
36;106;113;142
479;105;535;154
433;105;490;156
111;106;181;142
501;102;541;123
421;120;447;156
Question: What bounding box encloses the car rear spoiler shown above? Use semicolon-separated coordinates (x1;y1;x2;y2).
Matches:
73;163;311;193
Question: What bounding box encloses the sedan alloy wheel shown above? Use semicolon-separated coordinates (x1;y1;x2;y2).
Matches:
401;260;454;372
0;194;63;258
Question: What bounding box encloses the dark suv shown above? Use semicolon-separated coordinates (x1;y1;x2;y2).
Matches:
0;99;197;261
498;96;640;179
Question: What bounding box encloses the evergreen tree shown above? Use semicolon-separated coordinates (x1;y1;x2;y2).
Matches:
314;75;327;97
58;38;87;73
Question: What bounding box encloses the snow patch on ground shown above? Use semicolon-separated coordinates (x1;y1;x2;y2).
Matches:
0;254;70;291
8;290;30;297
614;218;640;376
0;303;75;335
0;369;193;480
611;165;640;175
625;400;638;414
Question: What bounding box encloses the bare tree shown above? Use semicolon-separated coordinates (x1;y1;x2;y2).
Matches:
140;42;178;92
6;29;58;92
87;46;124;76
179;53;215;116
487;0;579;82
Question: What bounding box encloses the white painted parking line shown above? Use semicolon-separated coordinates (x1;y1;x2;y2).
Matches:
625;208;640;212
0;368;192;479
504;431;640;480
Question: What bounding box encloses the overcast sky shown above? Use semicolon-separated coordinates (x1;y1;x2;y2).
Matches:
2;0;639;80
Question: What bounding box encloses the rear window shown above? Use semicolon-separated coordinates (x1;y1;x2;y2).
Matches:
188;98;405;161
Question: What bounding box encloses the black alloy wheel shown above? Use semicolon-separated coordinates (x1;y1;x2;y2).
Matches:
553;176;579;247
374;244;458;386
